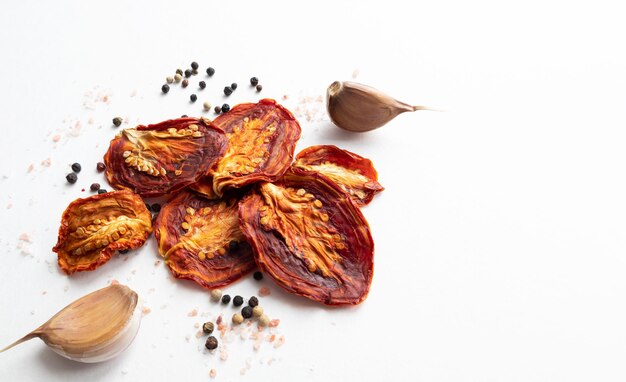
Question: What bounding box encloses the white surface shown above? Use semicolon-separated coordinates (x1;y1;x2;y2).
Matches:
1;1;626;381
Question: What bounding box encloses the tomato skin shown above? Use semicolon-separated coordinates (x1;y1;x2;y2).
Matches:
293;145;384;206
238;169;374;306
154;190;255;289
208;99;301;196
53;189;152;274
104;117;227;198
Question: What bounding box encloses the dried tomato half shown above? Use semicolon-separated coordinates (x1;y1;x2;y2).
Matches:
153;190;256;289
238;170;374;305
53;189;152;274
104;117;227;197
293;145;384;206
209;99;301;196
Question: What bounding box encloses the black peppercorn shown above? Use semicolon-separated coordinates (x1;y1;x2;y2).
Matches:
145;203;152;212
161;84;170;94
151;203;161;212
214;106;221;114
184;69;192;78
221;104;230;113
71;163;81;173
231;83;237;90
199;81;206;89
241;306;253;319
112;117;123;127
202;322;214;334
97;189;107;194
192;69;198;75
250;77;259;86
90;183;100;191
181;114;188;118
206;67;215;76
228;240;239;251
191;61;199;70
233;295;244;307
96;162;106;172
66;173;77;184
248;296;259;307
223;86;232;96
182;79;189;88
205;336;218;350
176;68;183;76
256;84;263;92
253;271;263;281
190;94;197;102
119;249;129;254
221;294;231;304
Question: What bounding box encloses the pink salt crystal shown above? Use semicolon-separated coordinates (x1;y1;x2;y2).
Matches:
27;164;34;173
41;158;51;167
19;233;32;243
188;308;198;317
194;322;200;328
110;279;120;285
258;286;271;296
142;306;152;315
268;334;276;343
269;319;280;327
195;330;204;338
209;369;216;378
219;350;228;361
52;135;61;142
273;335;285;349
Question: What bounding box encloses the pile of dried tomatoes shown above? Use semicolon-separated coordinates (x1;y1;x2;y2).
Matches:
53;99;384;305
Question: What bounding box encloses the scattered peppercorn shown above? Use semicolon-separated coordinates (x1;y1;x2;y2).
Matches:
258;314;270;327
199;81;206;89
211;289;223;302
221;294;231;304
176;68;183;76
182;79;189;88
231;83;238;90
248;296;259;307
174;73;182;83
232;313;244;325
191;61;199;70
161;84;170;94
112;117;123;127
192;69;198;75
190;94;197;102
256;84;263;92
229;240;239;251
90;183;100;191
214;106;221;114
253;271;263;281
151;203;161;212
202;322;214;334
166;76;174;84
66;173;77;184
250;77;259;86
223;86;233;96
241;306;253;319
96;162;106;172
206;67;215;76
233;295;244;307
184;69;192;78
221;103;230;113
71;163;81;173
205;336;218;350
97;189;107;194
252;305;264;318
119;249;129;254
181;114;188;118
145;203;152;212
203;101;212;111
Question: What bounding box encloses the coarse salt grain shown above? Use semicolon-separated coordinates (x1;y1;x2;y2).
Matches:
209;369;216;378
142;306;152;315
258;286;271;296
273;335;285;348
188;308;198;317
269;319;280;327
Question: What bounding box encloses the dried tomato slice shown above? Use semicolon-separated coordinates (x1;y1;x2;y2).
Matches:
53;189;152;274
153;190;255;289
104;117;227;197
293;145;384;206
188;176;219;200
238;170;374;305
209;99;301;196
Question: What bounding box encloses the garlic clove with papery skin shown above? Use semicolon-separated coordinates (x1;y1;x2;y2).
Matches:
0;284;141;363
326;81;438;132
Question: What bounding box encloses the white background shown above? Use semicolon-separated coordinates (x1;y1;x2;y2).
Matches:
1;1;625;381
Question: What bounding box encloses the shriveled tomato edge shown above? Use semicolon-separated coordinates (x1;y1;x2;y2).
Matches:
103;118;227;198
212;99;298;130
294;145;384;206
239;171;375;306
52;189;152;274
165;254;256;289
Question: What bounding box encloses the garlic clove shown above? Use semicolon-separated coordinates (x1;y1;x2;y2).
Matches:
1;284;141;363
326;81;437;132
